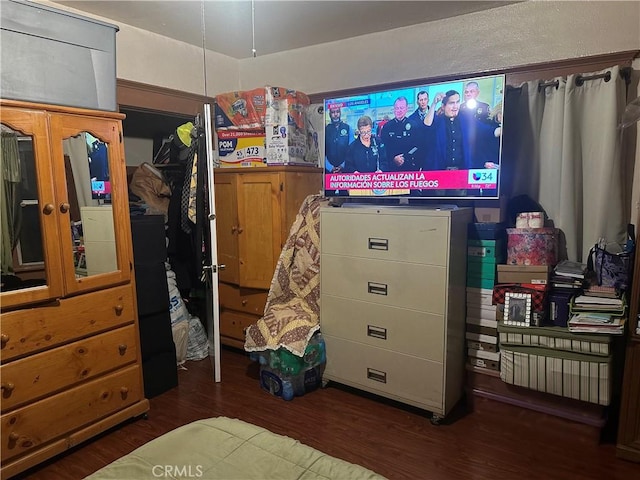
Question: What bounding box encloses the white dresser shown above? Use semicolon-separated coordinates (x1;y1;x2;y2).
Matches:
320;205;472;421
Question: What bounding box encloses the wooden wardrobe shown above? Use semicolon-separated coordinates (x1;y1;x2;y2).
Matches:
0;99;149;478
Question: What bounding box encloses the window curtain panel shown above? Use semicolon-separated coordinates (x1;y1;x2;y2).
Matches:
1;132;22;273
503;66;628;263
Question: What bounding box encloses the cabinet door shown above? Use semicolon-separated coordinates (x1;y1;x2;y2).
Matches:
236;172;282;289
214;172;240;285
0;107;65;309
48;113;132;295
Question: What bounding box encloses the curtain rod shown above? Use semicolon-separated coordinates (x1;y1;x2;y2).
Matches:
539;67;632;92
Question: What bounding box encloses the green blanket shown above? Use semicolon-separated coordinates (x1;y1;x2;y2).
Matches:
85;417;385;480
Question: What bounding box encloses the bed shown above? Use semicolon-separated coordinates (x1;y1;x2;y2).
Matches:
85;417;386;479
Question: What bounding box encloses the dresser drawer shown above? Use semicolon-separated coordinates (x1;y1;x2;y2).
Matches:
321;209;449;265
320;295;444;361
1;325;139;412
219;309;257;343
322;335;443;412
1;365;142;462
321;255;446;314
1;285;135;362
218;282;268;316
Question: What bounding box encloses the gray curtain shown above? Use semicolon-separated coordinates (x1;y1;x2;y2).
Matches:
503;66;628;263
1;132;22;273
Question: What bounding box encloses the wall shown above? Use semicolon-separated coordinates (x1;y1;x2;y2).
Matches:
238;1;640;94
40;1;639;97
124;137;153;167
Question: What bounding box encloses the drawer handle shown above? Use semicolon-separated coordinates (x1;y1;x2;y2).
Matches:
368;237;389;251
114;304;124;315
120;386;129;399
1;382;15;395
367;325;387;340
241;300;247;306
0;333;9;347
367;282;388;296
118;344;127;355
8;432;19;442
367;368;387;384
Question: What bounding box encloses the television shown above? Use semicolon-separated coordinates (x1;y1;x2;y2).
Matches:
323;73;505;200
91;179;111;202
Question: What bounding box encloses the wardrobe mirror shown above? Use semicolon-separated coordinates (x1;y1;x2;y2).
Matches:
63;132;117;278
0;123;47;292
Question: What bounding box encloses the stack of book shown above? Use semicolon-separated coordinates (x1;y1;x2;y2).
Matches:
550;260;587;290
568;292;627;334
568;312;626;334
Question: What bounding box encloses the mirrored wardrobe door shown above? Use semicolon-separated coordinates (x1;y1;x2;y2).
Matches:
50;114;131;295
0;108;64;309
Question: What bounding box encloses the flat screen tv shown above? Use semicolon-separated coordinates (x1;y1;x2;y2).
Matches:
323;73;505;200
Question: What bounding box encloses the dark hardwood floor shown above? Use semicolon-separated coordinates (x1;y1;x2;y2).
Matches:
13;347;640;480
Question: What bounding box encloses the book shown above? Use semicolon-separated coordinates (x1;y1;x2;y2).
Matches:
554;260;587;278
574;295;623;306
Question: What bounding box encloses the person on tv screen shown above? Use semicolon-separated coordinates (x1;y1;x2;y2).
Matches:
381;96;424;171
423;90;501;171
344;116;388;173
460;81;491;122
324;105;350;173
408;91;430;124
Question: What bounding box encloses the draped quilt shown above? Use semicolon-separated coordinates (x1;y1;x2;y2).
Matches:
244;194;326;357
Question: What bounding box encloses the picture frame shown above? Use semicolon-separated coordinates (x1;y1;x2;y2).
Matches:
504;292;533;326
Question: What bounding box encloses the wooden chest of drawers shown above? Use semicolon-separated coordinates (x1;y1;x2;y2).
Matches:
320;206;471;420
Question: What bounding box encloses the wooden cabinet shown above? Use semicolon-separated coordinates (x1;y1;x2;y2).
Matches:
214;167;322;348
0;100;149;478
319;206;472;421
616;209;640;462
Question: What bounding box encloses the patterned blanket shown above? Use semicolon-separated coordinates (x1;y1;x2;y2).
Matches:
244;195;326;357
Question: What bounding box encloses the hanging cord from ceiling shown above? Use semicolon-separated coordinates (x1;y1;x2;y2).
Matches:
251;0;257;57
200;0;208;97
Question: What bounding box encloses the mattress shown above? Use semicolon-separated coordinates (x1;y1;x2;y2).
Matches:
85;417;385;479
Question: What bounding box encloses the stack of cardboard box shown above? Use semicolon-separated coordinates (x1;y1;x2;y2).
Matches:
465;223;506;373
214;86;317;168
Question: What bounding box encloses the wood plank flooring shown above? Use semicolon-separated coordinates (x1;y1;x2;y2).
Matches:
13;347;640;479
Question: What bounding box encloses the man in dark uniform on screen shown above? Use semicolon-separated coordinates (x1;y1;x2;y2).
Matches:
324;105;350;173
460;81;491;122
381;96;424;171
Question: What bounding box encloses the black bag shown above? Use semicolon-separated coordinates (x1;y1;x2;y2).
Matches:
587;225;635;291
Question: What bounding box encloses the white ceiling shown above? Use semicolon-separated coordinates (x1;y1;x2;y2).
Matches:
51;1;518;60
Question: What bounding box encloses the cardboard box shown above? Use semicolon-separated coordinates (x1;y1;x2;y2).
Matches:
466;287;494;306
467;259;498;280
497;264;550;284
216;130;266;167
214;88;266;130
467;340;498;353
264;87;314;166
474;196;507;223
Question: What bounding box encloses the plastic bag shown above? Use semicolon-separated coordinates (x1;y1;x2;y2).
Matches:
172;320;189;366
186;316;209;361
166;267;189;325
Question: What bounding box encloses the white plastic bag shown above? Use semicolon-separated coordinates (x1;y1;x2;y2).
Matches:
186;316;209;361
171;320;189;366
166;265;189;325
